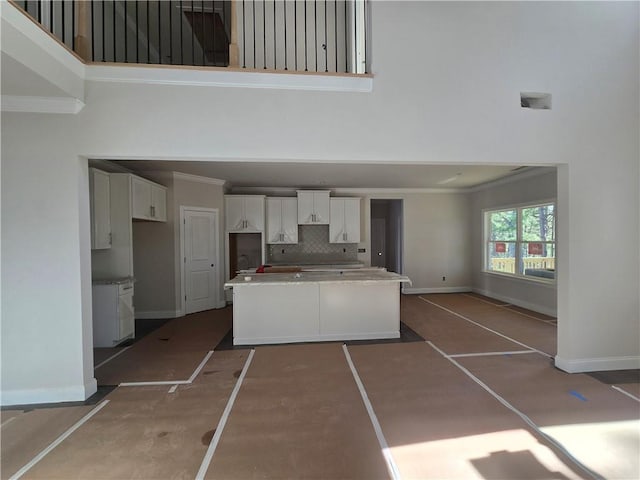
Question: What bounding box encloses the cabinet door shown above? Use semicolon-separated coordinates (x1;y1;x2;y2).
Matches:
243;196;265;231
90;169;111;249
297;191;315;224
131;176;151;219
118;288;135;340
297;191;330;224
329;198;346;243
225;196;245;231
281;198;298;243
344;198;361;243
266;198;283;243
312;191;330;224
151;185;167;222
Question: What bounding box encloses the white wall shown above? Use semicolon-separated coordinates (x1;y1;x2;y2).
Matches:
131;172;176;317
469;169;557;316
1;115;96;405
130;172;226;318
353;192;471;292
171;175;226;314
2;1;638;404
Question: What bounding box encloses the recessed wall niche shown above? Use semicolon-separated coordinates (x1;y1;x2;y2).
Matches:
521;92;552;109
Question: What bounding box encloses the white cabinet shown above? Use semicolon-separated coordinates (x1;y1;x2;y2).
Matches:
92;282;135;347
131;176;167;222
266;197;298;244
90;168;112;250
225;195;265;232
297;190;330;225
330;198;361;243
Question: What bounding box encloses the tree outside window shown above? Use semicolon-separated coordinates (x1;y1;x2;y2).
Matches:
485;203;555;280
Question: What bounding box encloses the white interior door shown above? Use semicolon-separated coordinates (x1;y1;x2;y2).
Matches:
183;208;219;314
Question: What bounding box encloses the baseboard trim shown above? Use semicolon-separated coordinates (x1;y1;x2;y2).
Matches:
555;355;640;373
135;310;180;320
235;331;400;346
403;286;472;295
1;379;97;407
471;288;556;317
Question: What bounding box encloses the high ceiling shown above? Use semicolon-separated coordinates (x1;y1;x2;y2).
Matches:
110;160;536;190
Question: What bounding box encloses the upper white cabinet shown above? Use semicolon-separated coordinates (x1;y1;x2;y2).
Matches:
131;176;167;222
297;190;330;225
330;198;361;243
225;195;265;232
266;197;298;244
89;168;112;250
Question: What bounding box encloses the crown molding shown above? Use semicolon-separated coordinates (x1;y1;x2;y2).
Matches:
229;186;464;196
172;171;226;186
1;95;85;114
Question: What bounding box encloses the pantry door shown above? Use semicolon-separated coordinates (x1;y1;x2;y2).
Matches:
181;207;221;314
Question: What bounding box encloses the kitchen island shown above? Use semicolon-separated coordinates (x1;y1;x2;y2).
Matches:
225;269;411;345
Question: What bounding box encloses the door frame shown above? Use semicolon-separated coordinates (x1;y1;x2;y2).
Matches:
179;206;224;317
368;197;405;286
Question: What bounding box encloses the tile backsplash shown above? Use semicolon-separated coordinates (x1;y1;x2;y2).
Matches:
267;225;358;265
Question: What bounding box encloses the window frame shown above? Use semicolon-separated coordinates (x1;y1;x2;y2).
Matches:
482;199;557;284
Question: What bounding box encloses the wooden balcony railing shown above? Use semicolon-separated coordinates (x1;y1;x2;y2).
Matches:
12;0;368;73
490;258;556;275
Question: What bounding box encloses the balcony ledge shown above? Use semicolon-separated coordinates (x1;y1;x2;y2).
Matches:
85;63;373;93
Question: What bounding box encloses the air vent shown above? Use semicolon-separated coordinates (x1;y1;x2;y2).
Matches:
521;92;552;110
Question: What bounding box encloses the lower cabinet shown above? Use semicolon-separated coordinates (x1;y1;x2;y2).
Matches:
92;282;135;347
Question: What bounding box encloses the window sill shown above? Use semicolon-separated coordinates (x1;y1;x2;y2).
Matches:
481;270;556;287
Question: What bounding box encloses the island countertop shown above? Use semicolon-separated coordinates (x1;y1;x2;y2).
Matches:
225;269;411;287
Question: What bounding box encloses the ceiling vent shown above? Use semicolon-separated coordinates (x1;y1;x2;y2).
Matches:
521;92;552;110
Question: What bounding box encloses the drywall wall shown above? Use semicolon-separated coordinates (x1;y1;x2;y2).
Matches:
233;189;472;291
131;172;176;318
469;169;557;316
2;1;638;404
1;115;96;405
354;191;471;292
130;172;226;318
171;174;226;314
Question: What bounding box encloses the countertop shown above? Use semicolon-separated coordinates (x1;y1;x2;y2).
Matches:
225;270;411;287
92;276;135;285
267;262;365;268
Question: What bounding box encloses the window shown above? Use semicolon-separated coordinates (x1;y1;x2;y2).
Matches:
485;202;555;280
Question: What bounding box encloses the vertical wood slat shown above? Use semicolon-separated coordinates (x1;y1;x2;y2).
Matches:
14;0;367;73
74;0;92;61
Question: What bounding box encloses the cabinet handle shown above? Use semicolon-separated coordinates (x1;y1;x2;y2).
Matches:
109;232;112;245
343;232;347;241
